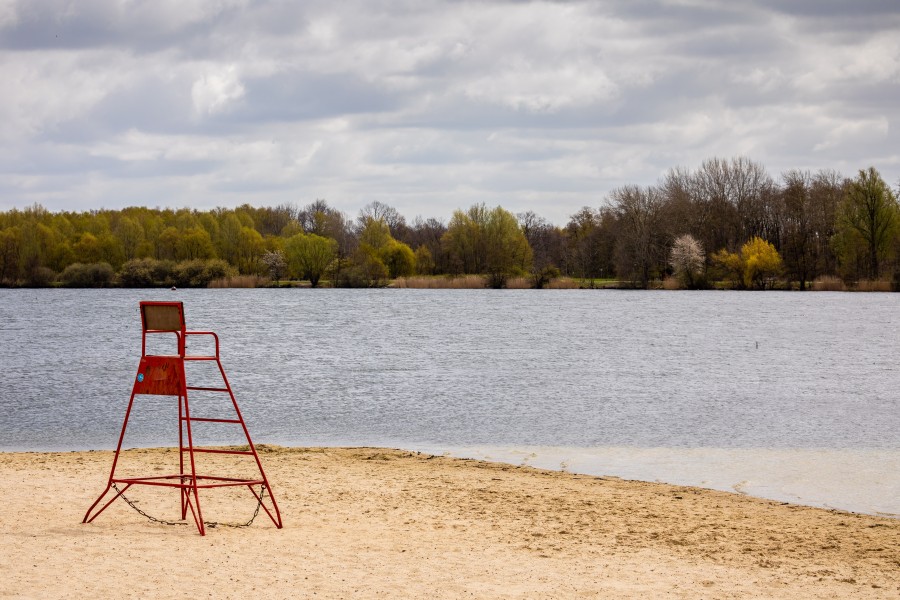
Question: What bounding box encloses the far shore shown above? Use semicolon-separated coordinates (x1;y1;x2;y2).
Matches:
3;272;895;290
1;446;897;599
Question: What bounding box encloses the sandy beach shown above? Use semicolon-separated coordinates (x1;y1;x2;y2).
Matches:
1;446;898;599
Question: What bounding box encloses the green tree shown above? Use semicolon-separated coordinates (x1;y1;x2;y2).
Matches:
157;226;181;260
284;232;337;287
174;208;199;231
711;248;744;289
356;216;416;279
358;217;392;249
16;220;53;284
114;216;145;260
380;239;415;278
176;227;216;260
442;204;532;287
73;232;102;264
336;245;389;287
413;245;435;275
280;220;303;238
0;226;22;283
442;205;484;274
482;206;532;287
235;226;265;274
97;233;125;269
216;213;243;266
834;167;899;280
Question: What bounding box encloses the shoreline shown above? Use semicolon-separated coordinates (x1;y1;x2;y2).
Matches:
1;446;898;598
416;445;900;519
7;442;897;518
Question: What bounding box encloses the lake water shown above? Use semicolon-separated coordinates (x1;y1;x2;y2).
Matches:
0;288;898;516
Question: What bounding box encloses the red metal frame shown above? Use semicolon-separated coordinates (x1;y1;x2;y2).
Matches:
83;301;283;535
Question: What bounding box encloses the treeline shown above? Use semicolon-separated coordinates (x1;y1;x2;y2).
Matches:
1;157;898;289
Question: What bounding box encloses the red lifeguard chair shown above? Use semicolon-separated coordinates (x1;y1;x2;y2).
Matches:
83;301;283;535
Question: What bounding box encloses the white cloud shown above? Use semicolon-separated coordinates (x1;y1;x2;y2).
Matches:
0;49;132;141
191;64;245;115
0;0;18;28
813;116;890;153
0;0;898;222
464;59;619;113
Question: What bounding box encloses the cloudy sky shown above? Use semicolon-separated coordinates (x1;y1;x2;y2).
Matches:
2;0;899;226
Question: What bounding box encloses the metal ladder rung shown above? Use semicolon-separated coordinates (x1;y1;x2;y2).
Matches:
186;386;230;392
188;448;255;456
181;417;242;424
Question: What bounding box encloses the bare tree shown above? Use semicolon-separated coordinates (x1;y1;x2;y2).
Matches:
688;157;776;254
779;170;815;289
810;169;844;277
518;210;566;280
298;200;335;236
565;207;602;280
407;216;448;274
357;201;408;240
660;166;698;238
610;185;668;288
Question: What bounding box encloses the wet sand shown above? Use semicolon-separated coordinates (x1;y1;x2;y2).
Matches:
1;446;898;599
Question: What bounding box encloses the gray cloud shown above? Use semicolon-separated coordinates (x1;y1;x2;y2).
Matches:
1;0;898;226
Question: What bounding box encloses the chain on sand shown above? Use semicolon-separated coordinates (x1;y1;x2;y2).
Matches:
112;482;266;529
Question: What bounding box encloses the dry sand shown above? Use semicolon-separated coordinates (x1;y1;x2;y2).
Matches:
1;446;898;599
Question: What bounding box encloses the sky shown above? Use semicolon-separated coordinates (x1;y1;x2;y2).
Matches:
1;0;899;227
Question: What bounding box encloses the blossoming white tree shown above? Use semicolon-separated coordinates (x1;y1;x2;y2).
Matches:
669;234;705;288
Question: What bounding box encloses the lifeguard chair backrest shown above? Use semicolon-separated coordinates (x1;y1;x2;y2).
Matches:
141;301;185;333
140;301;186;357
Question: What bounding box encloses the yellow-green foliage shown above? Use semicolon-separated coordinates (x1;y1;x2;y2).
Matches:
380;239;415;278
711;248;743;288
712;237;782;289
353;217;415;279
284;232;337;287
358;217;392;249
441;203;533;286
413;245;435;275
741;237;782;289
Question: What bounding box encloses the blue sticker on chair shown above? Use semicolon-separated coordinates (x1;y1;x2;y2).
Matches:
137;373;144;382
